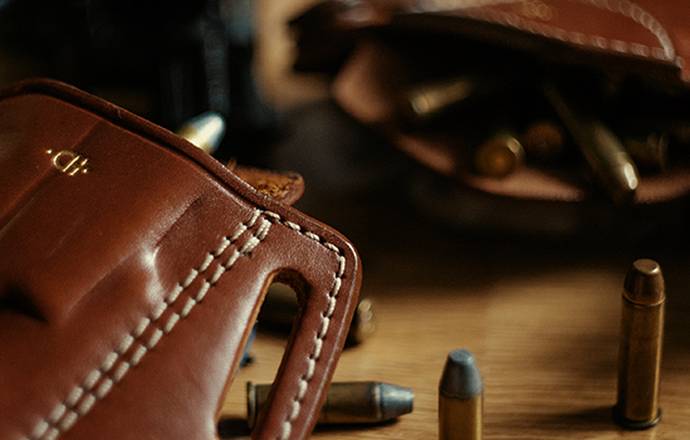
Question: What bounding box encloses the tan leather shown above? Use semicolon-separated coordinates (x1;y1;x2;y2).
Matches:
0;79;362;440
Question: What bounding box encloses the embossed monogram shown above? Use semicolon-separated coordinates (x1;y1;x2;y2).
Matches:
46;149;89;175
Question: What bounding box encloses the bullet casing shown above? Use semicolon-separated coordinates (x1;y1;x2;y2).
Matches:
349;298;376;345
473;133;524;178
614;259;665;429
439;394;482;440
399;78;476;124
544;85;639;204
247;381;413;428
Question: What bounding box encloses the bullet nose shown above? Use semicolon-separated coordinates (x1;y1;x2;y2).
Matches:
624;258;665;305
176;111;226;154
379;383;414;420
439;349;483;399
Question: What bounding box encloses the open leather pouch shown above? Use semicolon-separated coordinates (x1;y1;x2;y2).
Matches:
0;79;361;440
291;0;690;235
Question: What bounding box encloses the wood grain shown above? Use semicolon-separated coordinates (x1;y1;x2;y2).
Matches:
220;219;690;439
240;3;690;438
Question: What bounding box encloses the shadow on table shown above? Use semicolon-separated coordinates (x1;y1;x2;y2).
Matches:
530;406;623;434
217;416;398;438
217;417;250;438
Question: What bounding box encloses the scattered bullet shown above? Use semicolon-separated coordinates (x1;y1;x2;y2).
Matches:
614;258;665;429
260;283;375;346
544;84;639;204
247;381;413;428
349;298;376;345
176;111;226;154
439;349;483;440
473;132;524;178
399;77;477;125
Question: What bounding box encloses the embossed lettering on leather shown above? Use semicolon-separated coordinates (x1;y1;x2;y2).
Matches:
0;79;362;440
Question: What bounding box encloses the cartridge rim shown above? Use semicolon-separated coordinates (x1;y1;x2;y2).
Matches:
612;405;662;430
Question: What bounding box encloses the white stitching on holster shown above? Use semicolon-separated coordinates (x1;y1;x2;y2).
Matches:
28;209;266;440
415;0;682;67
257;211;347;440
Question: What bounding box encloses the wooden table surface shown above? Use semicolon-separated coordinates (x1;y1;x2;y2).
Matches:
219;205;690;440
226;4;690;438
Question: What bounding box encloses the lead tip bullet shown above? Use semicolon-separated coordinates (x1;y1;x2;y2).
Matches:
379;382;414;420
440;349;483;399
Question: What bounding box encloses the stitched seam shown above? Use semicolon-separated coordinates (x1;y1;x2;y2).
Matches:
581;0;675;60
415;0;682;66
27;209;266;440
261;211;347;440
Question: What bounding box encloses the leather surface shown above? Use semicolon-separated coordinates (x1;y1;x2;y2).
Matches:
293;0;690;85
397;0;690;84
0;79;361;440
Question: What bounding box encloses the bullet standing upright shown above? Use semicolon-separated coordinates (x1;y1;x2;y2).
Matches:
614;259;665;429
439;349;483;440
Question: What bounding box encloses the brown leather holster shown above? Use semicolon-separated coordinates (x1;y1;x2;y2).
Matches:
0;79;362;440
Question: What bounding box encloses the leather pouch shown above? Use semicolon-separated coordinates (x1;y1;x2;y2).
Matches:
291;0;690;236
0;79;361;440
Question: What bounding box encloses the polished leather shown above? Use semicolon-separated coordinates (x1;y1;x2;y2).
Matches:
0;79;362;440
293;0;690;85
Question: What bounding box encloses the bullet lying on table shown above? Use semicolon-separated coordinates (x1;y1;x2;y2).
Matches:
614;258;665;429
439;349;483;440
544;84;639;204
247;381;413;428
176;111;226;155
260;283;376;346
